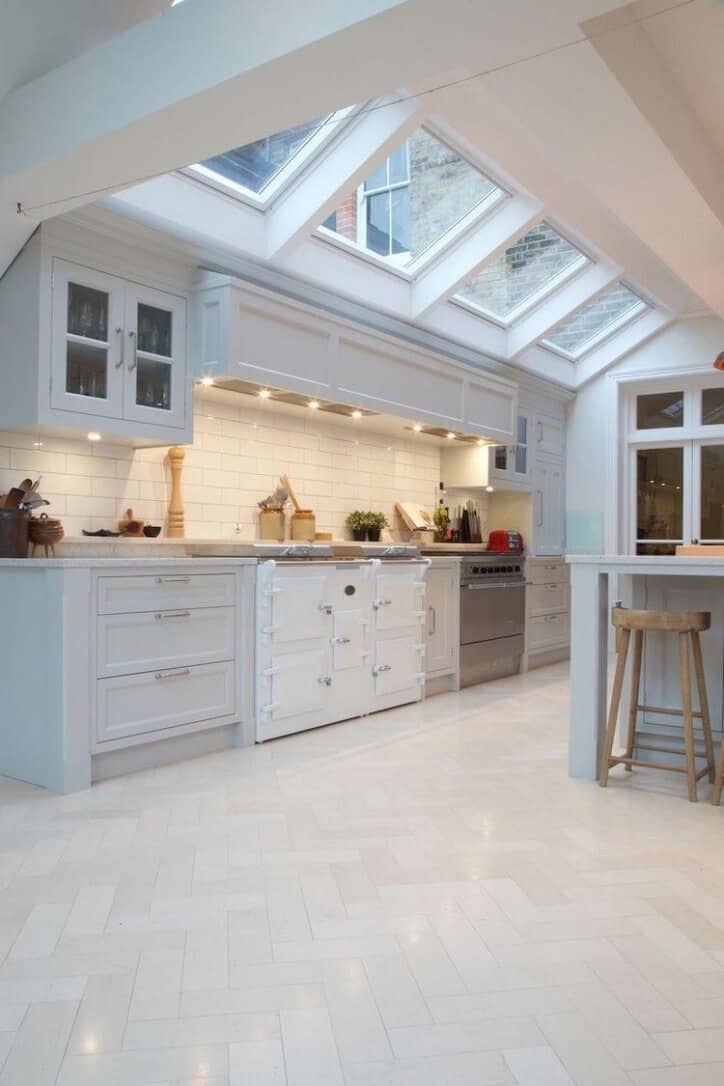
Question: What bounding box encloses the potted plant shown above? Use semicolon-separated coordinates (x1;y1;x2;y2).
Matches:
366;511;388;542
346;510;368;541
433;505;450;543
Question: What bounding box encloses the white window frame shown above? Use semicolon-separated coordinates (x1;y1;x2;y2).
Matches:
185;106;357;209
623;374;724;551
542;285;649;361
357;142;412;266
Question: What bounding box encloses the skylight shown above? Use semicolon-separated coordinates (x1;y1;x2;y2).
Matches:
454;222;588;323
542;282;648;359
320;128;504;269
192;114;335;202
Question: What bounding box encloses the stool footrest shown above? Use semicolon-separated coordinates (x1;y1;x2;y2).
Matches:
608;755;711;781
633;741;710;756
636;704;704;719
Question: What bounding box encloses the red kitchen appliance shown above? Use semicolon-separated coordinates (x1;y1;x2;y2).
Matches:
487;529;524;555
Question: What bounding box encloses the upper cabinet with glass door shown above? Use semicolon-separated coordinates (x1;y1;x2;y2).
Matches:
51;261;187;436
0;229;191;447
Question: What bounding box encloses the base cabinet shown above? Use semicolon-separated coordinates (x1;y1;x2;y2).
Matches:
525;557;570;669
424;559;460;687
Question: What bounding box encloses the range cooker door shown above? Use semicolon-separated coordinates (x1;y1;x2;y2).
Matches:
270;573;332;643
373;570;425;631
460;583;525;646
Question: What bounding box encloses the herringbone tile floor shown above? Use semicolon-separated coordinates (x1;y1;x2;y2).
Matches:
1;662;723;1084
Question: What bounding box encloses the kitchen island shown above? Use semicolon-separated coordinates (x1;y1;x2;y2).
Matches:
567;555;724;779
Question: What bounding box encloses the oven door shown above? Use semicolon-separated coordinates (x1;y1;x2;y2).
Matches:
460;582;525;646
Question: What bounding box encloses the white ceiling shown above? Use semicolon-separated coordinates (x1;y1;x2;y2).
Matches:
0;0;722;390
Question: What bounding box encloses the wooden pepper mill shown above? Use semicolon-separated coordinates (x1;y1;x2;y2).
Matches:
166;446;185;538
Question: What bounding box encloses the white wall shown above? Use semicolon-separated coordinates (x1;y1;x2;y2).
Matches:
566;315;724;554
0;386;441;540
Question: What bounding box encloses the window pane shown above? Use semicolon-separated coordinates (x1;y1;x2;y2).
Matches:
199;116;327;194
390;187;410;254
701;445;724;540
366;192;391;256
636;391;684;429
702;387;724;426
324;128;502;266
636;447;683;547
455;223;586;320
543;283;645;358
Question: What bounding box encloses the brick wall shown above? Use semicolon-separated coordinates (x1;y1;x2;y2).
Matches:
0;388;441;540
546;283;641;354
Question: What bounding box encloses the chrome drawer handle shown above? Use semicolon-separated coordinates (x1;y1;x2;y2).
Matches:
128;329;137;371
154;610;191;620
115;327;124;369
332;636;351;645
318;676;332;686
155;667;191;680
154;576;192;584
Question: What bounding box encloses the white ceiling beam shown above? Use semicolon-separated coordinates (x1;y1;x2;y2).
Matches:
410;193;543;319
506;259;621;359
265;96;426;261
421;300;509;363
574;308;673;388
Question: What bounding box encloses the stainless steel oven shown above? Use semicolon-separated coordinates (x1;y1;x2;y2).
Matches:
460;556;525;686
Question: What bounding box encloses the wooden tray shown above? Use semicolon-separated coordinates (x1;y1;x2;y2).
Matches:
676;545;724;556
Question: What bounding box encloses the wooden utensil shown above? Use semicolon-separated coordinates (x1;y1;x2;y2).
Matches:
280;474;301;512
4;488;26;509
118;508;145;536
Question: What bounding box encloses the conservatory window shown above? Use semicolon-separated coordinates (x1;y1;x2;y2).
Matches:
454;222;588;323
321;128;504;268
542;282;648;359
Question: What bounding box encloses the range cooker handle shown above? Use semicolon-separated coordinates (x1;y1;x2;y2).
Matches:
462;581;525;590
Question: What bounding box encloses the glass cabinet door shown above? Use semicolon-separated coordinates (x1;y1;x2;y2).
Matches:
491;413;530;481
50;261;125;418
123;285;186;429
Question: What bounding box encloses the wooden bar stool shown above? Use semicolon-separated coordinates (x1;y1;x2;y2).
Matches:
599;607;716;802
713;733;724;806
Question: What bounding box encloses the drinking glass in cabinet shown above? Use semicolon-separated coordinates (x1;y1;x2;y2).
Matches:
67;283;108;341
66;340;108;399
137;304;172;356
136;359;171;411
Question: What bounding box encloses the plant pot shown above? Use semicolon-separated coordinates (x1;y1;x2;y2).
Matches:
0;507;30;558
351;528;367;541
367;527;381;542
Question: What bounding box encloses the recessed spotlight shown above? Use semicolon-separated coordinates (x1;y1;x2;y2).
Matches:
446;432;456;440
308;400;320;410
413;424;422;432
32;441;44;447
200;376;214;387
351;410;362;419
87;432;102;442
477;439;486;447
258;388;271;399
485;485;495;493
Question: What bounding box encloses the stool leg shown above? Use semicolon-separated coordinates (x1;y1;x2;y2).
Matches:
624;629;643;771
713;738;724;807
691;631;715;784
599;627;630;787
679;632;698;802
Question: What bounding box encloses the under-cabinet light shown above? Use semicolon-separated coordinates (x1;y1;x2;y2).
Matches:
351;410;362;419
308;400;320;410
446;432;456;440
200;376;214;387
87;432;102;442
412;424;422;432
258;389;271;399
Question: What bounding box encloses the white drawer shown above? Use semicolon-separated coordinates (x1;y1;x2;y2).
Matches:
528;582;569;617
526;560;569;585
97;572;236;615
97;606;235;678
528;612;570;652
96;660;236;744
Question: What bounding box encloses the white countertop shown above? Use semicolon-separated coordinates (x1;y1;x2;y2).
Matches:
0;556;258;568
566;554;724;574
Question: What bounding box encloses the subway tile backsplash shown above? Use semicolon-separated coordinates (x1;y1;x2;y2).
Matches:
0;388;441;539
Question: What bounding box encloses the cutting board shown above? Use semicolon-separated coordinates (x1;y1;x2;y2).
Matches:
675;545;724;556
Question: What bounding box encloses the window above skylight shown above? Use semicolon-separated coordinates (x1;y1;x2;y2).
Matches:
541;282;649;360
453;222;588;324
320;127;505;272
190;109;351;206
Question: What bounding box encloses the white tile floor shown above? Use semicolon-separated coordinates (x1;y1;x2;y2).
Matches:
1;662;723;1085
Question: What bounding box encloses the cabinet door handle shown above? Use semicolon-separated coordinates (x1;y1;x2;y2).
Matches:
429;605;436;634
374;664;392;674
536;490;544;527
537;421;543;442
318;602;333;614
373;598;392;609
115;327;125;369
128;330;137;371
318;676;332;686
155;667;191;680
154;610;191;620
331;636;351;645
154;576;191;584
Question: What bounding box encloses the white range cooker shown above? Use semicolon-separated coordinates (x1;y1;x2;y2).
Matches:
254;544;428;740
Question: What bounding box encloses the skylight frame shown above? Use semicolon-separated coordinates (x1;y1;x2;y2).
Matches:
540;283;650;361
185;105;358;210
450;223;591;329
316;124;510;279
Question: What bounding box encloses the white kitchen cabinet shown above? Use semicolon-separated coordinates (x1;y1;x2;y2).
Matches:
490;411;532;487
534;413;564;458
524;556;570;669
0;226;192;446
532;459;565;556
425;561;459;681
